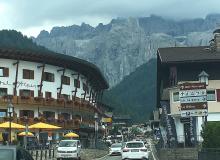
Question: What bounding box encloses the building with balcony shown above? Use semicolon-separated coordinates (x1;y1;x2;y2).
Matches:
0;48;109;142
157;29;220;147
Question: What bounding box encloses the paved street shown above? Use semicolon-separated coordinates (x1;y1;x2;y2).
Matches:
95;155;121;160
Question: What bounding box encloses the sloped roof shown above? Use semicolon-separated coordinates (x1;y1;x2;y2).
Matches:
158;46;220;64
0;48;108;89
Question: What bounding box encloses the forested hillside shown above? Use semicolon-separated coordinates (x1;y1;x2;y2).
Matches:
0;30;48;52
103;59;157;122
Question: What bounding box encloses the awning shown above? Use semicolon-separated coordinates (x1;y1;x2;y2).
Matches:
18;132;34;137
0;122;25;129
64;132;79;138
29;122;61;129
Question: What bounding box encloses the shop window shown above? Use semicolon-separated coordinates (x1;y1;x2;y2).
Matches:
43;72;55;82
207;90;216;101
23;69;34;79
74;79;80;88
173;92;179;102
0;88;7;97
0;67;9;77
61;76;70;85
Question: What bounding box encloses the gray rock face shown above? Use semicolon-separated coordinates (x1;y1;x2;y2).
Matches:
34;14;220;87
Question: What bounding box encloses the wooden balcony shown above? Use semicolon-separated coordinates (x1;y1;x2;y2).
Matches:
0;96;97;111
0;117;80;129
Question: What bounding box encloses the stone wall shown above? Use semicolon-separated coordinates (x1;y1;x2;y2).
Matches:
158;148;198;160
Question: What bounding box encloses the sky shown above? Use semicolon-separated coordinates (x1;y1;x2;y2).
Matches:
0;0;220;37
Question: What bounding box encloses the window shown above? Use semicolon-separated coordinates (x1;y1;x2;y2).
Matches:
207;90;216;101
83;83;89;93
61;76;70;85
23;69;34;79
0;109;6;117
61;94;70;101
74;79;80;88
216;89;220;102
169;66;177;86
19;89;34;97
0;67;9;77
43;72;54;82
19;110;34;118
173;92;179;102
0;88;7;97
45;92;52;99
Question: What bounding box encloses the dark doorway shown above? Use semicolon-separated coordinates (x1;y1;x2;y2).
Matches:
184;123;192;147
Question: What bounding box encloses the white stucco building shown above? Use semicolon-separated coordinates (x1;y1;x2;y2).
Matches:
0;48;109;141
157;29;220;147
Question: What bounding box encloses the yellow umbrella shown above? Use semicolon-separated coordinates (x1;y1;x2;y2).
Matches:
64;132;79;138
18;131;34;137
0;121;25;129
29;122;61;129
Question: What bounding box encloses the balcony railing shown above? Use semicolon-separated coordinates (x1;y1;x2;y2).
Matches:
0;95;97;113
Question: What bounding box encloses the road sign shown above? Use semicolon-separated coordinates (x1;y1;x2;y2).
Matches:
181;103;208;110
180;95;207;103
179;83;207;117
180;83;206;90
181;109;208;117
179;89;206;98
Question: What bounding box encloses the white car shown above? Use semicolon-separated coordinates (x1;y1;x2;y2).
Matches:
122;141;149;160
109;143;122;156
57;140;81;160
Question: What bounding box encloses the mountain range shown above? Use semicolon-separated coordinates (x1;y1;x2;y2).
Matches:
1;14;220;122
34;14;220;87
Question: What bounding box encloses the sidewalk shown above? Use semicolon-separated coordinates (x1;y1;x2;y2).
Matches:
30;148;108;160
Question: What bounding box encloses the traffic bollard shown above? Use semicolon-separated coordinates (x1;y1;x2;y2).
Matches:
40;149;43;160
49;149;51;158
45;150;47;159
30;150;33;156
35;150;38;160
53;148;55;158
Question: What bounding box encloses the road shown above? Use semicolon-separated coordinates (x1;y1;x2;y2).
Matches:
95;155;121;160
95;139;158;160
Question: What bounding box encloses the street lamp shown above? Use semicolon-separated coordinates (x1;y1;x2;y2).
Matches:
94;113;98;148
7;102;14;145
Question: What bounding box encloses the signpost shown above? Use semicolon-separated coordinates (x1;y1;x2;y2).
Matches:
179;83;208;117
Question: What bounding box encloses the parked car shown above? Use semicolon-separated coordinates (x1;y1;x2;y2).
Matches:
121;141;149;160
109;143;122;156
0;146;34;160
56;140;81;160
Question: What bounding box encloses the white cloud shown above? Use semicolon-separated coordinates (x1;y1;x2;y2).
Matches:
0;0;220;37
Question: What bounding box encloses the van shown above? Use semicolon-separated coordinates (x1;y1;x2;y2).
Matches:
57;140;81;160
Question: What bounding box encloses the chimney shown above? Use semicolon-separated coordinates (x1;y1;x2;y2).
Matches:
213;29;220;52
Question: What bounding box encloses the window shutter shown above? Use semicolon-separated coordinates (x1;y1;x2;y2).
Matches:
217;89;220;102
30;111;34;118
30;90;34;97
42;72;46;81
51;74;54;82
23;69;26;79
19;90;23;96
31;70;34;79
20;110;24;117
67;77;70;85
3;68;9;77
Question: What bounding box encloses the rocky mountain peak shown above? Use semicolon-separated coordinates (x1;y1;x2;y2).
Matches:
34;14;220;87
